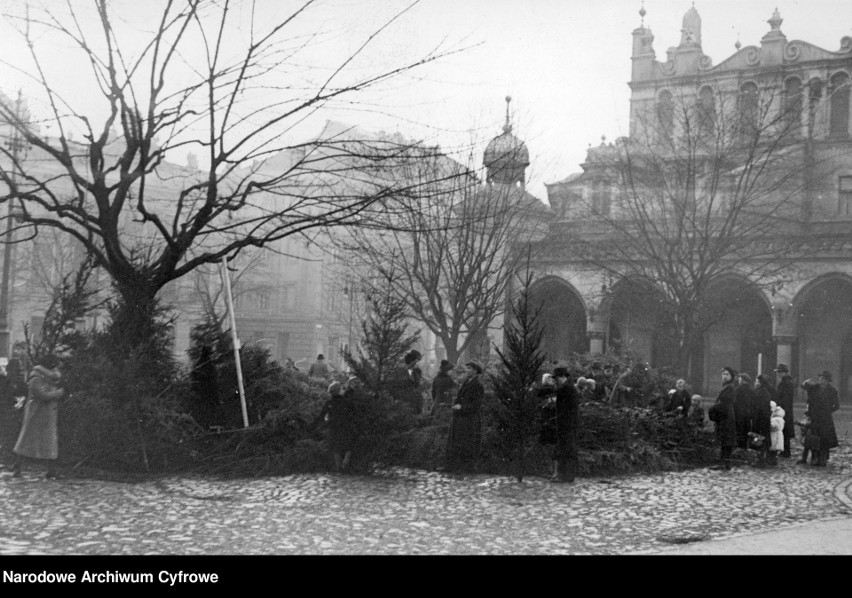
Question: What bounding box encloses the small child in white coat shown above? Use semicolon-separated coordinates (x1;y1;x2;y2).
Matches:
768;400;786;466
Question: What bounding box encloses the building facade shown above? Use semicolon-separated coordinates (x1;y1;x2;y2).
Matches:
533;7;852;398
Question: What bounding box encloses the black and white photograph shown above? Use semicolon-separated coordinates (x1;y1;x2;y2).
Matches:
1;0;851;566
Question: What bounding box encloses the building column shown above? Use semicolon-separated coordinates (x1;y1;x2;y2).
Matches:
587;329;606;355
773;335;796;370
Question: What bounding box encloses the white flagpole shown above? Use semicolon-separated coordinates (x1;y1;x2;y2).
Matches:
220;258;249;428
757;352;763;376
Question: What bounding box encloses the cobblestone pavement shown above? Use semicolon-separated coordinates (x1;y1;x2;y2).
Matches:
0;444;850;555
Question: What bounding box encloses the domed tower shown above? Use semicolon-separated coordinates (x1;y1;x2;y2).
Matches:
483;96;529;188
679;3;702;48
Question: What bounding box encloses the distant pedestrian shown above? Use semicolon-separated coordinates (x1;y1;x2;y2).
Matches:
734;372;756;451
308;354;330;380
585;362;607;402
551;367;580;483
12;355;66;479
711;366;737;470
773;363;795;458
536;373;558;479
316;380;354;473
445;360;484;473
688;395;705;430
575;376;596;402
430;359;457;417
801;371;840;467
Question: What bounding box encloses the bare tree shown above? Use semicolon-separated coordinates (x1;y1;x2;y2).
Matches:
340;151;546;364
0;0;467;350
550;81;820;375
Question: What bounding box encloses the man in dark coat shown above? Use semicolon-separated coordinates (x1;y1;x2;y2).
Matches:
752;375;774;464
773;363;795;458
430;359;457;417
552;366;580;483
803;371;840;467
445;360;484;473
734;373;756;450
712;366;738;470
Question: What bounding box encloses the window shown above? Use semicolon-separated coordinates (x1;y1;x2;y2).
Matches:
739;82;759;140
656;90;674;144
840;176;852;216
829;72;850;137
697;86;716;139
783;77;803;136
591;180;611;216
808;79;823;135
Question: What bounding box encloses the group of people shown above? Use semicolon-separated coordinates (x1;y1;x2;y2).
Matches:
2;355;66;479
313;349;487;475
709;363;839;470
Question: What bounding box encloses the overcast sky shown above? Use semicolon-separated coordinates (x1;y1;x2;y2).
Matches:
1;1;850;199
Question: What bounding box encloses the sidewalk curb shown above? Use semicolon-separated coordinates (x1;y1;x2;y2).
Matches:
633;475;852;555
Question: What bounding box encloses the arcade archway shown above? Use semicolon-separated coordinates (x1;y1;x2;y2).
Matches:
606;279;678;369
528;278;588;361
795;274;852;403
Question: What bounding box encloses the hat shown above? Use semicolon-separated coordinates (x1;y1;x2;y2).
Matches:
404;350;422;365
346;376;359;385
553;366;570;378
317;354;325;360
328;381;342;395
465;360;484;374
439;359;454;373
576;376;589;388
819;370;832;381
773;363;789;373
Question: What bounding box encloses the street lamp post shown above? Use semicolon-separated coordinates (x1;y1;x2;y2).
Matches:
0;90;28;360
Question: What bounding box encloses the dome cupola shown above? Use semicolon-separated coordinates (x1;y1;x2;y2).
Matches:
483;96;529;187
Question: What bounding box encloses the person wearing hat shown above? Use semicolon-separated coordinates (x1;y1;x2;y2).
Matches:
308;354;330;380
549;366;580;482
800;371;840;466
430;359;457;417
773;363;795;458
444;360;484;473
315;380;355;473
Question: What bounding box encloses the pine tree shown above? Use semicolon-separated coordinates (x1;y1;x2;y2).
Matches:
494;270;548;482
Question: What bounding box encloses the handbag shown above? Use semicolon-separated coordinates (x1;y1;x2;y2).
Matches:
747;431;765;450
803;432;821;451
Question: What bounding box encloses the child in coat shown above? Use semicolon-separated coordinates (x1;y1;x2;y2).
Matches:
768;400;786;466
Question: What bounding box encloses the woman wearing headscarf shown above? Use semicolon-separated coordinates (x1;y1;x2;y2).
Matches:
12;355;65;479
734;372;756;451
445;360;484;473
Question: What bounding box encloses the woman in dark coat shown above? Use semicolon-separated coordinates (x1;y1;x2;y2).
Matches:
803;371;840;467
712;366;738;470
734;373;756;450
774;363;795;458
445;360;484;473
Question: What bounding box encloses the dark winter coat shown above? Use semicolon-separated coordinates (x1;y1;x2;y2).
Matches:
430;371;456;409
446;374;483;470
318;392;355;454
537;387;557;446
713;381;737;448
667;389;691;415
804;381;839;450
554;381;580;459
776;375;795;440
734;383;756;449
752;386;773;442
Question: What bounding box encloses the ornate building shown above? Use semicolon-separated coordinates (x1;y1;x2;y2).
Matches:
533;6;852;398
